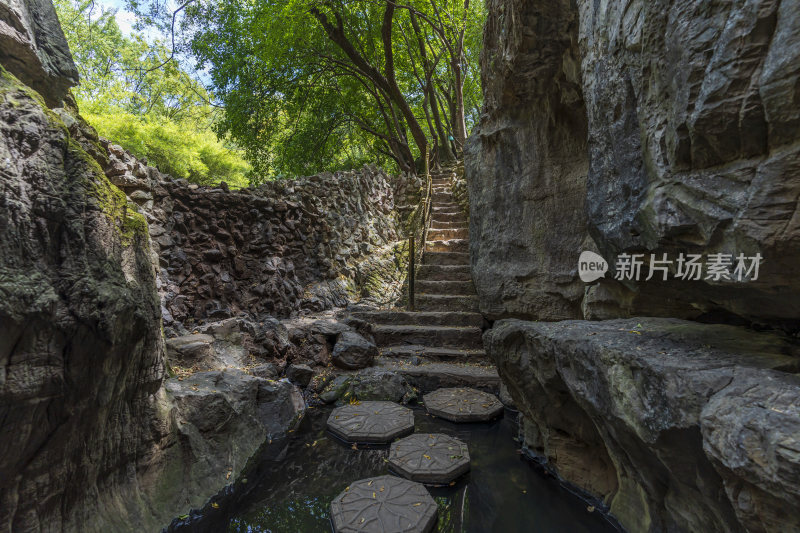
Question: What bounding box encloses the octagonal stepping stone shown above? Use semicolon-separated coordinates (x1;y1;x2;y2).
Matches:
389;433;470;484
327;401;415;443
330;475;437;533
423;387;504;422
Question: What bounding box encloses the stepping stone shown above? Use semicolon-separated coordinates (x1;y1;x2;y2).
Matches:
327;401;414;443
423;387;504;422
389;433;470;484
330;475;437;533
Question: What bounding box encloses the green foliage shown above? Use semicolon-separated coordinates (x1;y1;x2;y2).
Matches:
84;109;250;187
182;0;485;179
54;0;251;186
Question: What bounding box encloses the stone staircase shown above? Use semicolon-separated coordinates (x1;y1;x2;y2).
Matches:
353;168;486;363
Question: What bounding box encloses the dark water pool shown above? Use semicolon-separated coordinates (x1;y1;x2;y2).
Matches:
178;405;619;533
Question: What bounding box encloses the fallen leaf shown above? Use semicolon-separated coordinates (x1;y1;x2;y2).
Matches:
587;505;595;513
351;443;358;450
211;503;220;509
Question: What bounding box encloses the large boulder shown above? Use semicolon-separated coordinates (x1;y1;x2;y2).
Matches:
152;370;305;522
331;331;377;369
466;0;800;329
0;0;79;106
486;317;800;532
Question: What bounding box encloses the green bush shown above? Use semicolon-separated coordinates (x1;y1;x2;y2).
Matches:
84;109;251;188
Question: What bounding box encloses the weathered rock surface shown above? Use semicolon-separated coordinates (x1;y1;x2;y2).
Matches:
318;369;417;404
0;0;79;106
332;331;378;369
0;65;164;532
466;0;800;329
486;317;800;532
101;140;421;324
155;370;304;522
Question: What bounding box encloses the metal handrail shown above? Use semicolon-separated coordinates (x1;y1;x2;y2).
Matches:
408;148;432;311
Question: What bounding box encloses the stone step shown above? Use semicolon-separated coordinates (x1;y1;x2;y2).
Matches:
428;228;468;240
417;264;472;281
426;239;468;253
431;212;467;223
378;346;486;362
372;325;483;349
424;387;503;422
422;251;470;266
432;212;465;219
430;221;468;230
433;193;454;203
352;310;484;327
417;280;475;295
330;476;436;531
416;294;479;312
375;357;499;392
389;433;470;484
432;203;459;210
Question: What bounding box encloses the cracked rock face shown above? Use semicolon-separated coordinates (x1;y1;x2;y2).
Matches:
0;0;79;106
466;0;800;328
101;141;420;325
0;66;164;532
486;318;800;532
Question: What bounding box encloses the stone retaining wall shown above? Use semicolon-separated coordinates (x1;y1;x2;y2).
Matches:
102;142;421;330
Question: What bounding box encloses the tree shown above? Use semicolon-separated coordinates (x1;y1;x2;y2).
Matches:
54;0;251;186
184;0;484;178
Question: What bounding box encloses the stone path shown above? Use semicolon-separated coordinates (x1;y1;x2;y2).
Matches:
327;401;415;443
329;169;500;528
353;168;485;364
423;387;504;422
389;433;470;484
330;475;438;533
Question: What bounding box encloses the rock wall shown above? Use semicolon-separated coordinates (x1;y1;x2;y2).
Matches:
466;0;800;329
0;64;166;531
465;0;589;321
486;319;800;532
0;0;78;105
102;144;419;330
467;1;800;532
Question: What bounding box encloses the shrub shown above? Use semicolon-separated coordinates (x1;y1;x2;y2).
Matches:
84;109;251;188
